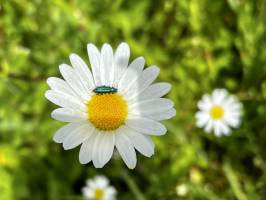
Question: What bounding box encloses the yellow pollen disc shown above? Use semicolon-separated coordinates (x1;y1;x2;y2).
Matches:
95;188;104;199
87;93;128;131
210;105;224;120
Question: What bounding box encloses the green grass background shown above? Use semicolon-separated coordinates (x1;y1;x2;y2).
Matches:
0;0;266;199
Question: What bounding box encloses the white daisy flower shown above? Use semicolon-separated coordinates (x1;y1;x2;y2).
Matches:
82;175;116;200
45;42;175;169
195;89;242;136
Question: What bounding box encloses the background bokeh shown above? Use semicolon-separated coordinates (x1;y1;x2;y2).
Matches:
1;0;266;199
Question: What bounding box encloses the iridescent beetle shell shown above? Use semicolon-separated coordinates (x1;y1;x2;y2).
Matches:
93;86;118;94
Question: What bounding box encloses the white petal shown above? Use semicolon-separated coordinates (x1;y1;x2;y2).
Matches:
79;132;97;164
86;180;97;189
59;64;90;101
100;44;113;86
228;112;241;121
128;98;174;116
197;94;212;111
224;115;241;128
220;121;231;135
204;120;214;133
92;133;104;168
195;111;210;128
63;123;94;150
118;57;145;94
45;90;86;111
229;102;242;112
105;187;117;197
137;82;171;100
223;96;239;108
53;122;84;143
104;189;116;200
212;89;228;104
224;106;241;121
97;133;115;167
51;108;87;122
232;106;242;114
126;116;167;135
115;128;137;169
82;187;94;198
147;108;176;121
69;53;95;92
94;176;110;188
213;121;223;136
112;42;130;88
122;66;160;99
47;77;78;98
87;43;101;86
125;128;154;157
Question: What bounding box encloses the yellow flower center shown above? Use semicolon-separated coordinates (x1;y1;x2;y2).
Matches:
210;105;224;120
95;188;104;199
87;93;128;131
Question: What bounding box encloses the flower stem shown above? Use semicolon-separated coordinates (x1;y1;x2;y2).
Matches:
122;171;146;200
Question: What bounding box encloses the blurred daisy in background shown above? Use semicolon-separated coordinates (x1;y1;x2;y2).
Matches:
175;183;188;197
195;89;242;136
82;175;116;200
45;42;175;169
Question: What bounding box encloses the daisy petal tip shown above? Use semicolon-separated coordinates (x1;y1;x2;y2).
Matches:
50;109;60;119
116;42;130;55
119;42;129;47
157;128;167;136
92;158;105;168
52;136;61;144
58;64;67;72
79;158;90;165
102;43;111;49
146;152;154;158
69;53;78;60
50;112;56;120
128;167;135;170
162;125;168;134
62;145;68;150
138;56;145;62
44;90;51;100
127;164;136;170
46;77;52;84
93;163;104;169
44;91;48;99
168;109;176;119
161;131;167;136
168;99;175;108
62;143;72;150
152;65;160;72
165;82;172;90
87;43;97;50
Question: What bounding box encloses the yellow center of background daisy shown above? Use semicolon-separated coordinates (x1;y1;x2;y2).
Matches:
88;93;128;131
95;188;104;199
210;105;224;120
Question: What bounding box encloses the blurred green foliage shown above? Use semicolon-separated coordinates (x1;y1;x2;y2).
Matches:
0;0;266;199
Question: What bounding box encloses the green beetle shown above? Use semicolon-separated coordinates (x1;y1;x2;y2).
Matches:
93;86;118;94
